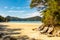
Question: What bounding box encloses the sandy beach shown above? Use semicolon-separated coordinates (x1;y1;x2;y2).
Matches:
0;22;60;40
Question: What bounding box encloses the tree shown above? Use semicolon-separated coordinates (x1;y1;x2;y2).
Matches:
0;16;8;22
30;0;60;35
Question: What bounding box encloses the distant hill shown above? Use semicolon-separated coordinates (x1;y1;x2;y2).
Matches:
22;16;41;21
6;16;41;21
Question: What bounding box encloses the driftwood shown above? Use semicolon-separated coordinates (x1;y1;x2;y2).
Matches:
38;24;45;31
47;26;54;34
40;27;48;33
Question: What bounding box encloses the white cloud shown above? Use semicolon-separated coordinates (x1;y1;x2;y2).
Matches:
8;10;25;13
0;13;7;17
0;11;42;18
4;6;8;9
4;6;20;9
5;6;29;10
10;7;21;9
23;6;30;8
21;11;42;18
30;12;40;17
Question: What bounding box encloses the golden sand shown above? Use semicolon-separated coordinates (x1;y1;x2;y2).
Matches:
0;22;60;40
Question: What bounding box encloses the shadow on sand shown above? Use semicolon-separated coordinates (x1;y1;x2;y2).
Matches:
0;25;42;40
0;24;8;30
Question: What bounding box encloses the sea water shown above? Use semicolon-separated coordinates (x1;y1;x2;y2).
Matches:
9;21;41;23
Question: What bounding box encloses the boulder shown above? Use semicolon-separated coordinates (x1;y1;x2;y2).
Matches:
47;34;55;37
38;25;44;31
40;27;48;33
47;26;54;34
56;31;60;37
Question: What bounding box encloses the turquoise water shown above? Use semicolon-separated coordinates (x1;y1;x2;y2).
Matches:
9;21;41;23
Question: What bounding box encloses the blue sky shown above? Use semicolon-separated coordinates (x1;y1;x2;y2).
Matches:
0;0;40;18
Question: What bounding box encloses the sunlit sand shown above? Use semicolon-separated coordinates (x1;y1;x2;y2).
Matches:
0;22;60;40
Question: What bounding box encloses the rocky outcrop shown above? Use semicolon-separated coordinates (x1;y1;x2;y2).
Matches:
38;24;44;31
38;24;54;36
47;26;54;34
40;27;48;33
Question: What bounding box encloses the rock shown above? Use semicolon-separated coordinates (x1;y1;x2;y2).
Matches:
47;26;54;34
32;28;37;31
56;31;60;37
38;25;44;31
40;27;48;33
47;34;55;37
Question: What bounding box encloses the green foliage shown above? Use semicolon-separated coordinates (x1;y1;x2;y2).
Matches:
30;0;42;8
30;0;60;25
0;16;8;22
